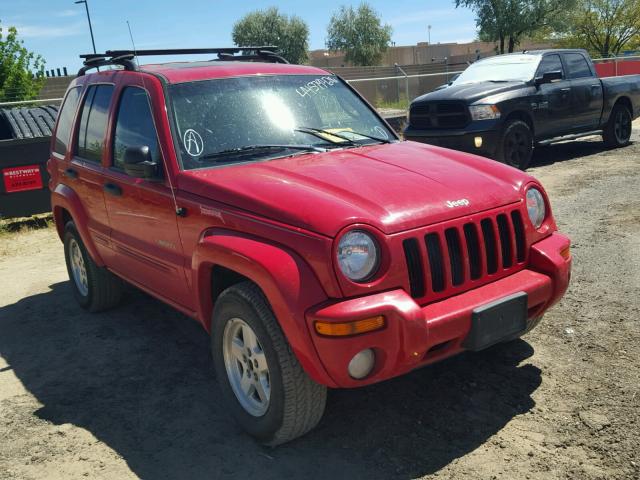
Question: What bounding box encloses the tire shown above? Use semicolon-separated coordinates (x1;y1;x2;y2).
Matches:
63;221;123;312
603;103;632;148
211;282;327;446
496;120;534;170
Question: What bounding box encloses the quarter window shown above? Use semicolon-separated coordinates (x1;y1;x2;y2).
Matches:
76;84;114;163
565;53;592;79
112;87;160;170
53;86;81;155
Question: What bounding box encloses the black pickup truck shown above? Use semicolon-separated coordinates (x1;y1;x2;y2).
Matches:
404;49;640;169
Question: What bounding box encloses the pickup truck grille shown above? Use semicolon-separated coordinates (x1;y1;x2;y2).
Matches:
402;206;527;301
410;102;470;130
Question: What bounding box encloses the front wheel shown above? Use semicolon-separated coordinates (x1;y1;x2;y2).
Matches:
496;120;534;170
211;282;327;446
603;104;632;147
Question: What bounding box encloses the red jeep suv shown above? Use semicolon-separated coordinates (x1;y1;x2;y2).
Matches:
49;47;571;445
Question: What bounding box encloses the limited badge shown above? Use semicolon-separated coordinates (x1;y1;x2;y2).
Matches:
183;129;204;157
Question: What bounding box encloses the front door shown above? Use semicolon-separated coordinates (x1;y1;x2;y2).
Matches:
532;54;574;139
100;82;191;308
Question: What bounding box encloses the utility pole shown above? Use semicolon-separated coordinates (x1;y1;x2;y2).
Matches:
75;0;96;54
428;25;432;45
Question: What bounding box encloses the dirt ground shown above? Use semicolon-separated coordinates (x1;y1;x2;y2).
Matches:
1;124;639;480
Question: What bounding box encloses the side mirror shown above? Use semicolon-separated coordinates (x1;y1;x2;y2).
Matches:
535;70;563;86
123;146;159;179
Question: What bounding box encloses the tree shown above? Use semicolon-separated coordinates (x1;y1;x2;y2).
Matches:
559;0;640;57
0;22;45;102
232;7;309;64
326;3;392;66
455;0;573;53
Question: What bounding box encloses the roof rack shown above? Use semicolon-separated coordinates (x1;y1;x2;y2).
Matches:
77;46;288;76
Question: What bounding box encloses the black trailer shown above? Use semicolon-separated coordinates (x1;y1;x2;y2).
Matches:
0;105;58;219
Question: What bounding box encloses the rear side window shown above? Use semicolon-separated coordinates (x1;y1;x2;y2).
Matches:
537;54;564;78
565;53;592;79
76;84;114;163
112;87;160;170
53;86;81;155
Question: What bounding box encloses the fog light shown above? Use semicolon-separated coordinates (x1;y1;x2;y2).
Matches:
348;349;375;379
474;136;483;148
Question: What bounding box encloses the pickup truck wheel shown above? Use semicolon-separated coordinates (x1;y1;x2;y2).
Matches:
63;222;123;312
211;282;327;446
496;120;533;170
603;104;632;147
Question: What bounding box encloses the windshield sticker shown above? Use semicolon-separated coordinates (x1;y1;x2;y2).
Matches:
183;129;204;157
373;126;389;139
296;76;339;97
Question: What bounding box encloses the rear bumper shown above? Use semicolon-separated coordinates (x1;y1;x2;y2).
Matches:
305;232;571;388
404;125;500;158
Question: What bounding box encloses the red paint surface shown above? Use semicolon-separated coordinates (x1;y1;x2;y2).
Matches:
3;165;43;193
595;60;640;77
49;61;571;388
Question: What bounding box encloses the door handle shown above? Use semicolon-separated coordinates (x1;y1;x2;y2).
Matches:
103;183;122;196
560;87;571;92
63;168;78;179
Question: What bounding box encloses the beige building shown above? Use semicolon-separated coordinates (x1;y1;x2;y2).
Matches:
310;39;554;68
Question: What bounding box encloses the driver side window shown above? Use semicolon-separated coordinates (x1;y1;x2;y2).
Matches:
112;87;160;170
537;55;564;79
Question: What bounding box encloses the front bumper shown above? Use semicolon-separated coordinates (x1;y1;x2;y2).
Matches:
305;232;571;388
404;124;500;158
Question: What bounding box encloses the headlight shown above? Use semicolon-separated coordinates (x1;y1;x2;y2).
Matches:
526;188;546;229
469;104;501;121
337;230;379;282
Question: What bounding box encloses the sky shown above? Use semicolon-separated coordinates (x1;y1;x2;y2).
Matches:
1;0;478;73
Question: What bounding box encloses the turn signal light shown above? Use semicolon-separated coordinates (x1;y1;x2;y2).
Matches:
315;316;385;337
560;245;571;260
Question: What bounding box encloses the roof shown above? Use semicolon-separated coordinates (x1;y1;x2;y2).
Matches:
139;61;331;84
0;105;59;141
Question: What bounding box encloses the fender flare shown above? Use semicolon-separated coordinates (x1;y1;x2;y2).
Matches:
51;183;105;266
192;229;337;387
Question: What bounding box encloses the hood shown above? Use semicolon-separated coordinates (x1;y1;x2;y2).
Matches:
178;142;529;237
413;81;529;104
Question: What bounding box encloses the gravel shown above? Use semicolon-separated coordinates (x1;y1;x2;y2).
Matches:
0;123;638;479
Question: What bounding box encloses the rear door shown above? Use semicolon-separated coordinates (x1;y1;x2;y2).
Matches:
69;84;114;252
532;54;574;139
99;78;191;307
564;52;603;130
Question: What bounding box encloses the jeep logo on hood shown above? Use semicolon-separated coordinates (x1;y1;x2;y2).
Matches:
446;199;470;208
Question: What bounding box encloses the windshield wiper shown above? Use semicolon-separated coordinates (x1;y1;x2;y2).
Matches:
198;144;325;162
294;127;358;146
295;126;390;145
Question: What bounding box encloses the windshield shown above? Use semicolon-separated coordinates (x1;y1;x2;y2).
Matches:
168;74;394;169
453;54;541;85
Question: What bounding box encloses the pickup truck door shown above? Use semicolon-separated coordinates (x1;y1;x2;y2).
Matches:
532;54;574;139
99;80;192;309
563;52;604;131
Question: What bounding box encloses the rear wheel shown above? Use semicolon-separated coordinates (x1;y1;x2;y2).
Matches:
211;282;327;446
603;103;632;147
496;120;534;170
63;222;123;312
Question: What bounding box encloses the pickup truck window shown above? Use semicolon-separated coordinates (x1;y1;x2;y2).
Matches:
113;87;160;170
76;84;114;163
565;53;592;79
53;86;81;155
453;54;541;84
168;75;394;169
537;54;564;78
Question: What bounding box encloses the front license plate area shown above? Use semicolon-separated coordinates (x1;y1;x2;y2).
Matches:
463;292;528;352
